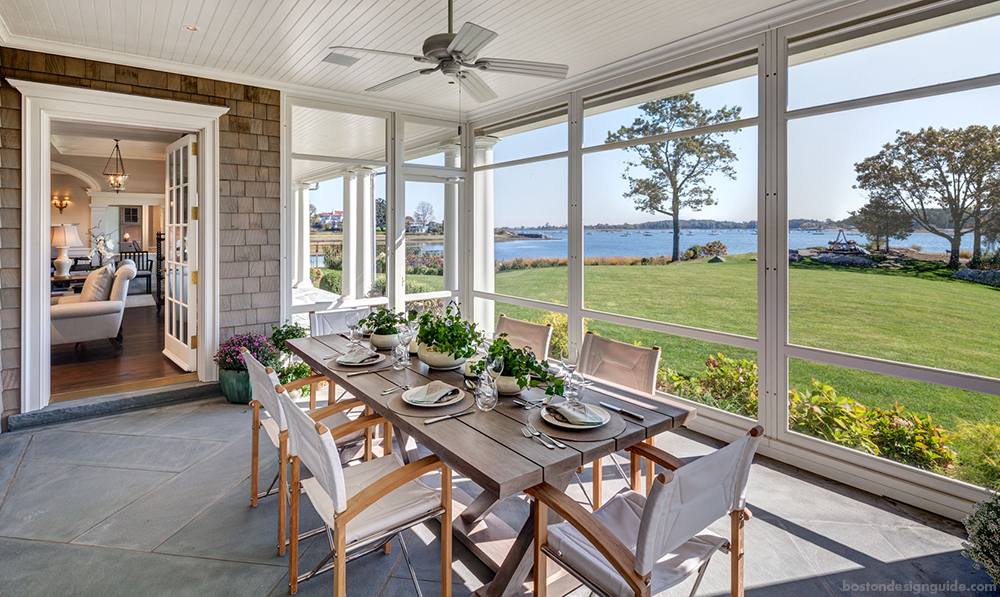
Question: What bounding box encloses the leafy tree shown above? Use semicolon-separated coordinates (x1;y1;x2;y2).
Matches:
404;215;415;231
606;94;742;261
374;197;387;231
855;126;1000;268
309;203;319;227
413;201;436;227
849;194;913;253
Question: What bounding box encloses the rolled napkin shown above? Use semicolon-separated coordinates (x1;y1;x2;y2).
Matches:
337;346;380;365
407;380;460;404
546;401;605;426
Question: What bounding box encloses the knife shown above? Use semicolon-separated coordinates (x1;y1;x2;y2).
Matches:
599;401;645;421
424;409;474;425
346;366;393;377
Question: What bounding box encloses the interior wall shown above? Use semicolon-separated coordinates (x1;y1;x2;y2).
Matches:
0;47;282;427
49;173;91;239
54;151;166;193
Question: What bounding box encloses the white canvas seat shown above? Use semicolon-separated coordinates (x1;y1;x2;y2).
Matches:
495;314;554;360
278;385;453;597
309;307;372;336
529;426;763;597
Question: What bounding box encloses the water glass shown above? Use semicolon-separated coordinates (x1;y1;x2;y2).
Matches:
345;312;360;346
475;378;498;412
392;344;408;371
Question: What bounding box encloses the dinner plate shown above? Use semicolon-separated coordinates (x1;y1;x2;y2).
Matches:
335;352;386;367
401;386;465;408
541;403;612;430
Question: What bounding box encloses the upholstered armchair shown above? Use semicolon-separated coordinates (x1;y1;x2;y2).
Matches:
50;261;137;353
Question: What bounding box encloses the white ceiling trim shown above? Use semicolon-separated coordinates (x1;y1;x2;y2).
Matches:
0;11;459;122
50;161;101;191
87;191;163;207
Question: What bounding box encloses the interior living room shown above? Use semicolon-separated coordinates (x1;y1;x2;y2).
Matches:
0;0;998;596
48;123;194;402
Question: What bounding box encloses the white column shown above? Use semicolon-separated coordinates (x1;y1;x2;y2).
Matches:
442;143;461;292
342;171;358;299
293;185;312;288
472;136;500;331
357;167;375;298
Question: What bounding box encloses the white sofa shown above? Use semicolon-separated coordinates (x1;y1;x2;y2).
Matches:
51;261;137;353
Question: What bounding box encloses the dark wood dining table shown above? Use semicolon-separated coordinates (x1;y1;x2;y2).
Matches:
286;333;696;597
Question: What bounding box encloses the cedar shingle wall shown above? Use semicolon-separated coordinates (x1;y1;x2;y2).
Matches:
0;48;282;426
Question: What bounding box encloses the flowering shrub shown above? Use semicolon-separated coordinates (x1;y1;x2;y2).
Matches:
963;492;1000;583
702;241;728;256
406;251;444;275
214;333;277;371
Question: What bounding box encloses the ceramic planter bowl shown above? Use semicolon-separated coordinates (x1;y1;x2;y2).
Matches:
219;369;251;404
495;375;524;395
418;342;467;370
409;336;419;354
463;356;483;377
370;332;401;350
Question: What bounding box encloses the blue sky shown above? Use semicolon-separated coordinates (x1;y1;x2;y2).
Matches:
309;12;1000;228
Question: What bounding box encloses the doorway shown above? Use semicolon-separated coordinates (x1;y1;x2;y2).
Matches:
14;79;227;413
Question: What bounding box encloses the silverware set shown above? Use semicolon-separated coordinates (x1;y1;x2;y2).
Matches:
521;422;566;449
380;384;410;395
513;397;543;409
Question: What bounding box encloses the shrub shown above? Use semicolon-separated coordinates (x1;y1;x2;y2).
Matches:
323;244;343;270
277;361;313;396
963;492;1000;584
318;270;342;294
702;241;728;257
960;250;974;260
214;333;277;371
910;244;923;252
658;353;757;418
270;321;307;355
789;381;878;454
867;403;956;469
683;245;703;260
365;275;433;297
952;423;1000;488
309;267;322;283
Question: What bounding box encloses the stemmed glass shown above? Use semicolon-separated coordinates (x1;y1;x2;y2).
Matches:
345;312;361;347
560;347;580;402
396;324;414;367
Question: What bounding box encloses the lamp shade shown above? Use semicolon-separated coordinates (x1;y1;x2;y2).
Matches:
51;224;83;248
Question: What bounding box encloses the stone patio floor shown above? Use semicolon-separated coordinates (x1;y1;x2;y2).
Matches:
0;392;995;597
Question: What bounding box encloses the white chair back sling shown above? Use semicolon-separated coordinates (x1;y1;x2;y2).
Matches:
578;333;660;394
279;387;350;514
310;307;372;337
495;315;554;360
242;347;285;430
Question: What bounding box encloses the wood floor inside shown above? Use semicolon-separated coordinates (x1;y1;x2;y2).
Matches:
50;305;194;402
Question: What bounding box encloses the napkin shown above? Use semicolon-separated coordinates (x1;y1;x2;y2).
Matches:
408;381;460;404
337;346;379;365
546;402;605;426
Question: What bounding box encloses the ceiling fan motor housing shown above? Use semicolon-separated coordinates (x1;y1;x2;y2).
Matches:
422;33;457;60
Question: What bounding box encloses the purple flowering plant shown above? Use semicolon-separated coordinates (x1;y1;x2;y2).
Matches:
214;332;279;371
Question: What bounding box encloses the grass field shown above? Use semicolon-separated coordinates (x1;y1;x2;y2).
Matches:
472;255;1000;431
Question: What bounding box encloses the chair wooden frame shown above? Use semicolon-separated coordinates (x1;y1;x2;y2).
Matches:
283;386;453;597
530;426;764;597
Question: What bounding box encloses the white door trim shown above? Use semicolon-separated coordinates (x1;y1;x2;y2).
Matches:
10;78;228;413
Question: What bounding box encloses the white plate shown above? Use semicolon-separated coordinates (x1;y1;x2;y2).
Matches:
401;386;465;408
541;404;611;430
335;353;386;367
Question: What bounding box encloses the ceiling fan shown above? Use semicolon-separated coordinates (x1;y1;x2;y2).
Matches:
324;0;570;103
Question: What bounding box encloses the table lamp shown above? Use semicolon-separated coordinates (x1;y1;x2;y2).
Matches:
51;224;84;277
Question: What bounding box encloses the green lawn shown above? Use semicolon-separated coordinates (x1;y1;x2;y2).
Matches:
486;257;1000;430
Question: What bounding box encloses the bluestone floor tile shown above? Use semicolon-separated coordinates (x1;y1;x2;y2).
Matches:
143;401;251;441
23;429;223;472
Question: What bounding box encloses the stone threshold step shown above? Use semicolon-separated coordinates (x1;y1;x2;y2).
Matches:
7;381;222;431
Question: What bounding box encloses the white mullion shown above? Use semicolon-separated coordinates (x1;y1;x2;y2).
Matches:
388;112;405;312
472;150;571;172
581;308;760;351
460;119;474;315
567;91;584;359
582;116;759;156
774;25;792;442
290;153;388;168
472;291;570;315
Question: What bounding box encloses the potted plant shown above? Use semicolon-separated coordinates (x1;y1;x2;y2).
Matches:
472;334;564;396
963;492;1000;584
360;307;409;350
415;303;483;370
214;333;278;404
270;321;312;393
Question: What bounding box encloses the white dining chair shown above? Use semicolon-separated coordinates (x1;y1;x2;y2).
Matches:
243;347;370;556
496;314;554;360
577;332;661;508
307;307;373;406
529;426;764;597
277;383;453;597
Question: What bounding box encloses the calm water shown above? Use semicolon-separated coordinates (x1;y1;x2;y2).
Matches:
310;229;973;265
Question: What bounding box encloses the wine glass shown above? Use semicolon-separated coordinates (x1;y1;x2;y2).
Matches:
560;347;580;402
345;312;360;347
487;356;505;383
397;325;414;365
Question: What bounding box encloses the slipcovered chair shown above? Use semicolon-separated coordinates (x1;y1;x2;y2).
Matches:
529;426;764;597
278;383;453;596
303;307;373;407
578;332;661;508
50;260;136;353
242;347;370;556
496;314;554;360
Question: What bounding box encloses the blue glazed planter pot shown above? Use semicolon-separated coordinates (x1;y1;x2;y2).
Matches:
219;369;252;404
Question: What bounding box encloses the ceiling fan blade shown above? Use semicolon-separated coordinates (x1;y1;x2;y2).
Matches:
326;46;433;66
475;58;569;79
458;70;498;103
366;69;429;92
447;22;498;60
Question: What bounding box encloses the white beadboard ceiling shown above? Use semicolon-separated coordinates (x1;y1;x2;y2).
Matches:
0;0;798;113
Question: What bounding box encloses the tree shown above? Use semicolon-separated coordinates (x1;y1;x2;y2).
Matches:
855;126;1000;268
374;197;387;232
849;194;913;253
309;203;319;227
413;201;435;227
404;215;415;231
606;94;742;261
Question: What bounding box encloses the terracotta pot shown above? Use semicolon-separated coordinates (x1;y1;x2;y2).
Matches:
495;375;524;395
370;332;400;350
220;369;251;404
417;343;467;370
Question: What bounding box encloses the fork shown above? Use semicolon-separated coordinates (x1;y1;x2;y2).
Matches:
521;426;554;449
380;384;410;396
526;422;566;449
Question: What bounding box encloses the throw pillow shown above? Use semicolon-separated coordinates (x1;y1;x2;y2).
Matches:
78;264;114;302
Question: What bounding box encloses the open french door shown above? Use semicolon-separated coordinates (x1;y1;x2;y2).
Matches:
163;135;198;371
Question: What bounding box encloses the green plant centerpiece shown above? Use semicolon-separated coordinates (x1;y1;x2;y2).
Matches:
963;491;1000;584
415;303;482;370
472;334;564;396
360;307;408;350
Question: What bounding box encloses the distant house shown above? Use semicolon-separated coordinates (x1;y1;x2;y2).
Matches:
317;211;344;228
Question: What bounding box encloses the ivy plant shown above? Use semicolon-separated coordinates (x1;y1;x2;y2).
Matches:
415;303;483;359
471;334;564;396
360;307;408;335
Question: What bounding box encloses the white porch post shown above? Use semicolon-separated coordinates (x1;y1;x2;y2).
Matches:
357;167;375;298
342;170;358;299
442;142;461;292
472;136;499;331
293;184;312;288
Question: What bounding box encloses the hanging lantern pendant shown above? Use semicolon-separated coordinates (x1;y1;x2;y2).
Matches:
103;139;129;193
